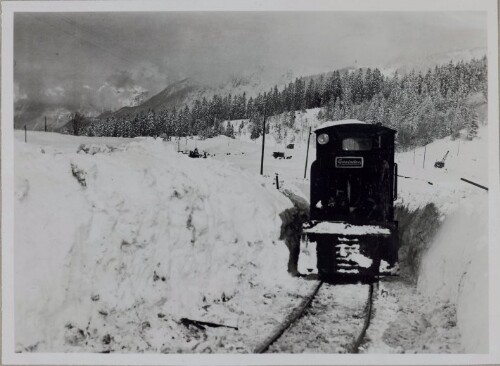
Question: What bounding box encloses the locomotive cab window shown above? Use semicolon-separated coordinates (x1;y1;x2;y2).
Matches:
342;136;372;151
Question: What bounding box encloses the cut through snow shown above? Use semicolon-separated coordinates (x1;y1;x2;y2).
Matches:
11;113;490;354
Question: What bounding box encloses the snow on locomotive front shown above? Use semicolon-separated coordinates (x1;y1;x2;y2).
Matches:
303;120;399;279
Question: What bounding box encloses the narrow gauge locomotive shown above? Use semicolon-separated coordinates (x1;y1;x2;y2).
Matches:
302;120;399;280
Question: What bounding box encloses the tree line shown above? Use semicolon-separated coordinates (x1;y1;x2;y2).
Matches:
74;56;487;150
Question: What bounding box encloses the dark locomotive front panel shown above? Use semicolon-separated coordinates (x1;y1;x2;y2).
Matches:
304;121;399;280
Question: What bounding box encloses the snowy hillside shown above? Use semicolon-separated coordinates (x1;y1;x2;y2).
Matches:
228;108;323;146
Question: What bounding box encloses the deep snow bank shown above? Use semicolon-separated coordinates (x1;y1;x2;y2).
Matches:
14;135;296;352
417;194;488;353
395;125;489;352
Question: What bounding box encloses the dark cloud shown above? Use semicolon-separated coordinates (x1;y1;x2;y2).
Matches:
13;11;486;124
106;70;135;89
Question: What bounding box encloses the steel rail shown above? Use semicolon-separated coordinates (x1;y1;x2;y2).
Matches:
347;282;375;353
254;280;323;353
255;280;375;354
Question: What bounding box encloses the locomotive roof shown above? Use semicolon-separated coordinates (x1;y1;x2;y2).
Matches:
314;119;396;134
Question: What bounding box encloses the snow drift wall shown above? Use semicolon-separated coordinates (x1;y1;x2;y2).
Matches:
396;187;488;353
396;184;488;353
417;194;488;353
14;138;295;351
394;123;489;353
395;204;441;278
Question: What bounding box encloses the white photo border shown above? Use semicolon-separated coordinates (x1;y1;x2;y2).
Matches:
2;0;499;365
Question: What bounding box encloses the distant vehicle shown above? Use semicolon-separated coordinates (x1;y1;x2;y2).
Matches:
302;120;399;281
434;151;449;168
286;143;295;149
272;151;285;159
188;148;201;158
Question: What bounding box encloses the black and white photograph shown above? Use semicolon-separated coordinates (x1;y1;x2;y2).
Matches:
2;0;499;364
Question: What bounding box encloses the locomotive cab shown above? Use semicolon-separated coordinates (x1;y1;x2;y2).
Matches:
303;120;399;280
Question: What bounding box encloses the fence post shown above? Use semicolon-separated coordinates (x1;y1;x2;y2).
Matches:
45;116;47;132
24;125;27;143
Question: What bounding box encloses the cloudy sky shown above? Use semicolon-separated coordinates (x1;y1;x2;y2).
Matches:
14;11;486;115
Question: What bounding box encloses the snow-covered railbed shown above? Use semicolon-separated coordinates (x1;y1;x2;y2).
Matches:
361;278;462;353
267;283;370;353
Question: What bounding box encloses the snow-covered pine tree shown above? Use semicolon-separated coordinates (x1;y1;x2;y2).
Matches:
71;112;84;136
466;111;479;140
144;110;156;136
250;118;261;140
305;79;316;109
316;74;326;107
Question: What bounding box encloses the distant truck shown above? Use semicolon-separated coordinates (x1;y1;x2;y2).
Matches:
188;148;207;159
272;151;292;159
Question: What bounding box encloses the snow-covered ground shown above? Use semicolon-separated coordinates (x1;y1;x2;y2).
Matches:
172;109;325;198
362;278;462;353
14;131;317;352
12;111;490;353
269;284;369;353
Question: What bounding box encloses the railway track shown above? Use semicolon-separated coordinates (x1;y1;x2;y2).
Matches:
254;280;376;353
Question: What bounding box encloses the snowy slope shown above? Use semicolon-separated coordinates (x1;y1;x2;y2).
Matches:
230;108;323;147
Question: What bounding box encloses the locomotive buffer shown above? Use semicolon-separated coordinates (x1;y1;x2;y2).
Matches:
302;120;399;280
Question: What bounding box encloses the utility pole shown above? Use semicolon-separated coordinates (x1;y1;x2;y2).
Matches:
260;106;267;176
304;126;312;179
24;125;27;143
422;144;427;168
44;116;47;132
